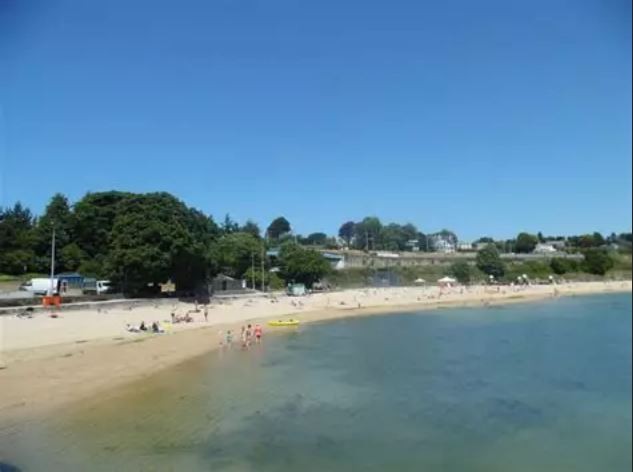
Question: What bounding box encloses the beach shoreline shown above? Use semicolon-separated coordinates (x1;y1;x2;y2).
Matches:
1;281;630;424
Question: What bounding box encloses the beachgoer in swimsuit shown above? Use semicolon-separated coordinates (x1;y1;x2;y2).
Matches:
246;324;253;346
226;330;233;346
254;324;262;343
241;326;248;348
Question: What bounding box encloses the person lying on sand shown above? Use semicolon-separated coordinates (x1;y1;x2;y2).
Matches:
151;321;164;333
171;313;193;323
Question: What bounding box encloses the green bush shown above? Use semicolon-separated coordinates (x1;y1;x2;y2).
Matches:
449;261;472;284
476;245;506;279
504;260;552;281
582;249;615;275
550;257;579;275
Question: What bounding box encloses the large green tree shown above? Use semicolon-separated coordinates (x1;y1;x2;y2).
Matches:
221;214;240;234
304;232;328;246
60;243;87;272
338;221;355;246
279;243;331;287
568;233;606;249
380;223;419;251
72;191;133;275
34;194;74;271
72;191;133;258
241;220;261;239
0;203;36;274
353;217;382;250
266;216;291;240
211;232;263;279
476;245;506;279
105;193;212;294
172;207;219;290
515;232;539;253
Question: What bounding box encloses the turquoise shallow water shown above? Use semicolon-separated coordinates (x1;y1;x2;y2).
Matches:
1;293;631;471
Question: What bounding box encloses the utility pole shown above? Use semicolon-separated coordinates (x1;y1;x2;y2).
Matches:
261;244;266;292
251;253;256;289
49;226;56;296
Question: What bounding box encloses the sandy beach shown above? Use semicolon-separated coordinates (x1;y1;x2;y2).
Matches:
1;280;630;423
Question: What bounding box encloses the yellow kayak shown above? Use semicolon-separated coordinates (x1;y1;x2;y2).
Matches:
268;319;300;327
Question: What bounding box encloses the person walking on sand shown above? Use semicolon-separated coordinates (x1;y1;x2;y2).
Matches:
225;329;233;347
203;305;208;322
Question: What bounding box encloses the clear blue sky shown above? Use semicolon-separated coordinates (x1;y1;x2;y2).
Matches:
1;0;631;240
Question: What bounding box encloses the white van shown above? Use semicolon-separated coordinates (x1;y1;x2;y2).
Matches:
96;280;111;294
20;278;59;296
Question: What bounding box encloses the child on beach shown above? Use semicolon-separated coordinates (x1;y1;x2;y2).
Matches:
254;324;263;343
226;330;233;347
241;326;248;348
246;324;253;346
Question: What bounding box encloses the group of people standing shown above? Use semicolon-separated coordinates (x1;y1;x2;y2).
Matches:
221;324;263;349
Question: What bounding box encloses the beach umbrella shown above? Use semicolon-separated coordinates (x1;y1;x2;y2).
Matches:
414;278;426;284
437;276;457;287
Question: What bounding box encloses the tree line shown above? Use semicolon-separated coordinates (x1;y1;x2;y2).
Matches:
337;218;458;252
0;192;329;294
1;191;629;293
474;231;631;254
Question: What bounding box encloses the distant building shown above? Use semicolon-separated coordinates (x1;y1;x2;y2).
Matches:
533;243;558;254
322;252;345;270
405;239;420;251
429;235;456;253
457;242;474;252
287;283;307;296
545;240;566;250
209;274;247;294
56;272;85;295
474;242;492;251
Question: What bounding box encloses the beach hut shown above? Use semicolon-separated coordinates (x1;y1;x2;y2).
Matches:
437;276;457;288
209;274;247;295
287;283;307;297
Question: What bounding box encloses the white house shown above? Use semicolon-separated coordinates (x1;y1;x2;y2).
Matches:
429;234;456;253
533;243;558;254
545;240;566;250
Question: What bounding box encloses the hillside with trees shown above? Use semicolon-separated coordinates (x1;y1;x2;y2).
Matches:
1;191;630;294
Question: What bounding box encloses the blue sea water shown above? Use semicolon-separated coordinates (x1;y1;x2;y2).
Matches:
1;293;631;471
